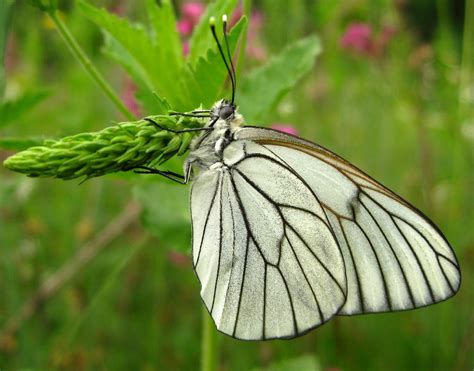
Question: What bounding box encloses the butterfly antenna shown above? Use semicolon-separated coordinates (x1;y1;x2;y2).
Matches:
210;16;236;105
222;14;237;105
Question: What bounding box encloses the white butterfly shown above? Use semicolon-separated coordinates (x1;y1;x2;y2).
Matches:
141;16;461;340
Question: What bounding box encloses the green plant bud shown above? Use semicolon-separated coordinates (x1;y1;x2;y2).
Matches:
3;115;205;181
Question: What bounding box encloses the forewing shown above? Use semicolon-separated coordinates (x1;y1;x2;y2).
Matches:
234;127;461;315
190;141;347;340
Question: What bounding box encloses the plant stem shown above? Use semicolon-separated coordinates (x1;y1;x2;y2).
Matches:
459;0;473;113
435;0;451;33
201;306;218;371
449;0;474;220
0;0;14;99
47;10;135;120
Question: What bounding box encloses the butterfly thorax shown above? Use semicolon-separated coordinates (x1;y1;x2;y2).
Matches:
185;100;243;175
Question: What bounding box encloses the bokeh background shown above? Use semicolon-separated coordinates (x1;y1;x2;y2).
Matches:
1;0;473;370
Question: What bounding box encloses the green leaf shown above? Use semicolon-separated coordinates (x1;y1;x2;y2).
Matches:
102;34;172;115
237;35;322;123
0;137;44;151
145;0;183;73
188;0;239;65
151;92;172;114
78;0;186;109
134;181;191;253
0;91;49;128
102;33;158;113
183;16;248;109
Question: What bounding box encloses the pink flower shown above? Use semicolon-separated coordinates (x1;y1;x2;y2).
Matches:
182;2;205;25
340;23;374;56
121;78;141;117
230;7;266;61
249;10;264;35
340;22;397;58
271;124;298;136
177;19;194;36
177;2;205;55
246;10;267;60
178;2;205;37
182;41;190;56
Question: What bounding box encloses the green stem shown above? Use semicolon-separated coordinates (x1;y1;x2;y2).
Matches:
435;0;451;33
449;0;474;221
459;0;474;113
47;10;135;120
0;0;14;99
201;306;218;371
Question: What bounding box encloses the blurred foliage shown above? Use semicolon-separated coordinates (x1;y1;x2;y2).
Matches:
262;354;320;371
238;35;321;122
0;90;49;129
0;0;473;370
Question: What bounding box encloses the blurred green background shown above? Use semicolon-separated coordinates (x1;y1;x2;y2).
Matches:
1;0;473;370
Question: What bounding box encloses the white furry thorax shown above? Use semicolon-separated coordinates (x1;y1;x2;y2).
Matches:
185;100;244;173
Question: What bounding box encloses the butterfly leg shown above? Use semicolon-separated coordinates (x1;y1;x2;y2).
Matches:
190;109;211;114
134;165;188;184
144;117;213;134
169;109;212;118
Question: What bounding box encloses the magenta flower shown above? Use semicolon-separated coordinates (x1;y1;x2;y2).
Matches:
177;19;194;37
177;2;205;55
230;7;267;60
246;10;267;60
340;22;397;58
182;2;205;25
271;124;299;136
182;41;190;56
178;2;205;37
121;78;141;118
340;23;374;56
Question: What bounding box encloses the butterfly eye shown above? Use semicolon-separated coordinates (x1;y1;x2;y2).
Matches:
218;104;235;120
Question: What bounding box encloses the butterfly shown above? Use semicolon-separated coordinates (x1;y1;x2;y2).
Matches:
138;15;461;340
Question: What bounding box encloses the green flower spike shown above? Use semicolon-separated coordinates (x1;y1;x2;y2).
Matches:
3;114;204;180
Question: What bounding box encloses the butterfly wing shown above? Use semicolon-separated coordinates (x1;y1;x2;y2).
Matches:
234;127;461;316
190;141;347;340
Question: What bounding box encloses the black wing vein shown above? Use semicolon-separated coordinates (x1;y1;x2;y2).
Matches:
359;196;416;308
210;176;224;313
351;207;392;310
194;179;220;268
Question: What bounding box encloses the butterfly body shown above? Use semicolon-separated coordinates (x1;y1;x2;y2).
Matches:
185;100;242;177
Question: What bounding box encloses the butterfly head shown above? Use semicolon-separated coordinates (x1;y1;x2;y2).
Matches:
208;99;242;129
216;99;236;121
